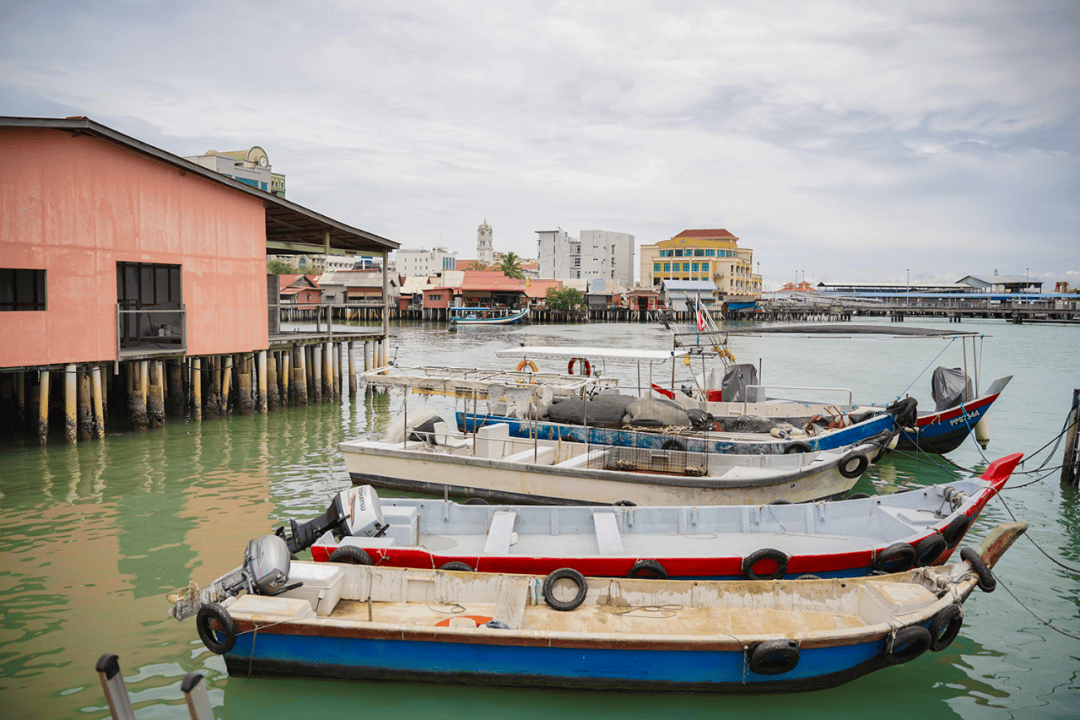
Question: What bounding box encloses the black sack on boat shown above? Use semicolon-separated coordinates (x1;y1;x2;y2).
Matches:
548;395;636;426
931;366;974;412
722;415;777;433
721;363;760;402
686;408;713;429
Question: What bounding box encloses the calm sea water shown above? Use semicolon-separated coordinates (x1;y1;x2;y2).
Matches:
1;318;1077;719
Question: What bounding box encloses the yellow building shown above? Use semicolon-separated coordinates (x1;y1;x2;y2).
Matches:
640;229;761;297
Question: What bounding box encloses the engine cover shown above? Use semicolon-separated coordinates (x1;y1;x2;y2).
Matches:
244;534;291;595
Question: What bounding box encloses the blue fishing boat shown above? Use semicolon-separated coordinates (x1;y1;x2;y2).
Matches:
450;306;529;326
174;522;1026;693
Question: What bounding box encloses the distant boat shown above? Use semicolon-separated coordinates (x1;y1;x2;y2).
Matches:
177;522;1028;693
312;452;1021;580
450;307;529;326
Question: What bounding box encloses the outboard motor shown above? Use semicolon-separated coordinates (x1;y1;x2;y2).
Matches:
168;533;297;620
275;485;388;555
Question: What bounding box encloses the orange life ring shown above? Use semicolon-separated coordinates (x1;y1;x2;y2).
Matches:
435;615;494;627
567;358;592;376
516;359;538;373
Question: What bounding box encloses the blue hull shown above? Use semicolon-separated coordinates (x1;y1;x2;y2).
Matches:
456;412;896;455
220;618;933;692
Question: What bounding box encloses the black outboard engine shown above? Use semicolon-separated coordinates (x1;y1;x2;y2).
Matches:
276;485;389;555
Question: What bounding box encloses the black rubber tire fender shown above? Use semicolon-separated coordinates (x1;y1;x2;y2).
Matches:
328;545;373;565
748;639;800;676
873;542;917;573
463;497;489;505
929;604;964;652
627;559;668;579
884;625;932;665
660;438;686;452
613;500;637;507
960;547;997;592
838;452;870;480
742;548;789;580
942;514;970;548
914;533;948;567
783;441;812;454
196;603;236;655
439;561;474;572
845;492;871;500
542;568;588;611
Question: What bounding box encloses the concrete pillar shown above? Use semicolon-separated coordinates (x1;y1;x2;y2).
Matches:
63;363;78;444
167;361;184;416
294;346;308;406
37;369;50;445
220;355;233;416
363;341;371;372
281;350;291;405
348;341;357;397
191;358;202;421
204;357;219;419
148;360;165;428
129;362;149;432
90;366;105;439
262;350;275;411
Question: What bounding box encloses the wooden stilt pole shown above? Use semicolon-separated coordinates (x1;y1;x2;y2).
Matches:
64;363;78;444
238;354;253;414
37;369;50;445
323;341;333;400
167;361;184;416
348;341;357;397
129;362;148;432
14;371;25;432
77;366;93;441
90;366;105;439
191;358;202;421
257;350;268;413
294;346;308;406
220;355;232;416
281;350;291;405
148;360;165;428
312;345;323;402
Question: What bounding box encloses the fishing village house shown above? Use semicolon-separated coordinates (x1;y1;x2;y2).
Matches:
0;116;397;444
278;274;322;304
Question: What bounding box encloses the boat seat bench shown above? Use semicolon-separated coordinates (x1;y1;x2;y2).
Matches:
593;512;624;554
484;510;518;555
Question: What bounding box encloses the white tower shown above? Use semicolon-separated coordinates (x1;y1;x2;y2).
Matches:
477;219;494;266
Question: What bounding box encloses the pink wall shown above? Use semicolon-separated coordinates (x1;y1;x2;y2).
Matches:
0;128;269;367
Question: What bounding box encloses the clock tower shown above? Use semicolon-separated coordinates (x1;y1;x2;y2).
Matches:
477;219;494;266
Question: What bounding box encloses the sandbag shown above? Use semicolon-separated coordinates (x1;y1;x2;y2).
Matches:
548;395;636;426
623;397;692;427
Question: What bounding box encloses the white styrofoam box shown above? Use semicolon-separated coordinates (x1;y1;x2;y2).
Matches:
279;562;345;616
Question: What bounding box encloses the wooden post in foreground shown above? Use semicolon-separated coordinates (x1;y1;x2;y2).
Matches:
1062;389;1080;487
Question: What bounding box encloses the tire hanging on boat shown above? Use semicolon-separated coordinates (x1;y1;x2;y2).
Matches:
873;543;917;573
783;441;812;454
627;559;668;579
960;547;997;592
742;548;789;580
929;604;964;651
942;514;970;548
748;639;801;675
660;438;686;452
196;603;236;655
838;452;870;479
914;533;948;567
439;561;474;572
884;625;932;665
542;568;588;611
328;546;373;565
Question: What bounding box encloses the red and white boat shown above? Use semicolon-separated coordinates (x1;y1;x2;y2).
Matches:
304;453;1022;581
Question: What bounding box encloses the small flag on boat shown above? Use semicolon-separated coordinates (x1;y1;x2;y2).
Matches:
695;295;707;332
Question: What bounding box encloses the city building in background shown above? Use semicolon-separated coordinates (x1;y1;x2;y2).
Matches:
396;247;458;276
640;229;761;298
183;146;286;198
536;228;634;283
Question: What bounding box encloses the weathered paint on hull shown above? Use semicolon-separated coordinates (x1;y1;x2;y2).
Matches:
219;619;926;693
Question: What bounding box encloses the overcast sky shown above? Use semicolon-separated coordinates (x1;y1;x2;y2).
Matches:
2;0;1077;289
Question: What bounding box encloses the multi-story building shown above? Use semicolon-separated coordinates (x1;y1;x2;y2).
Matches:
640;229;761;297
536;228;634;283
183;146;286;197
396;247;458;276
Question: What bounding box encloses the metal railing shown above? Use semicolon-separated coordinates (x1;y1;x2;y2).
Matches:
116;304;186;356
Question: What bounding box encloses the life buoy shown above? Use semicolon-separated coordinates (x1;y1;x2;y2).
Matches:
543;568;588;611
567;358;592;376
914;533;947;567
873;542;917;573
884;626;932;665
196;603;236;655
929;604;964;651
960;547;996;592
439;561;474;572
516;359;538;373
628;559;668;579
838;452;870;479
748;639;800;675
941;514;970;548
742;548;789;580
328;546;373;565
